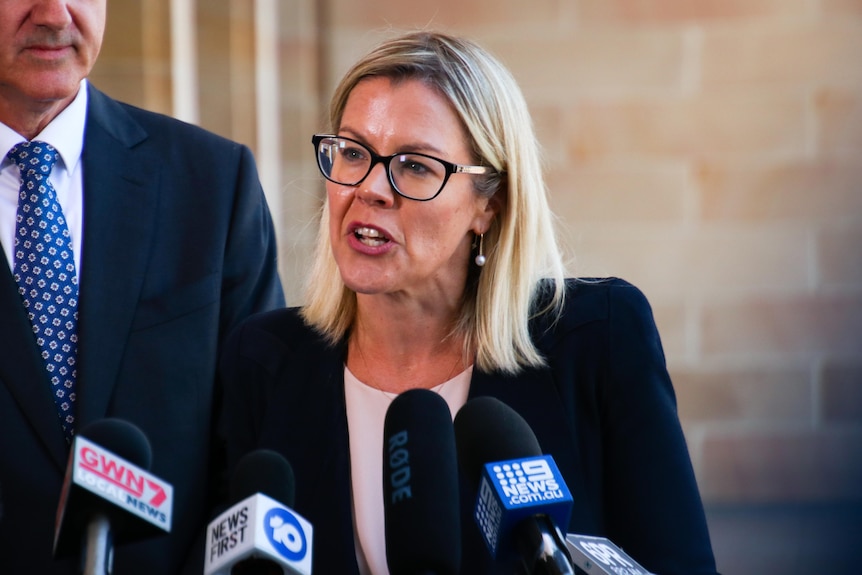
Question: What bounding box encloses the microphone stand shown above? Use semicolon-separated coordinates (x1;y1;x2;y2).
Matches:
516;515;576;575
231;557;286;575
82;513;113;575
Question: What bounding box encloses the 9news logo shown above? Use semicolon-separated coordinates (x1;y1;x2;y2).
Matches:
492;458;555;487
264;508;308;562
492;458;564;505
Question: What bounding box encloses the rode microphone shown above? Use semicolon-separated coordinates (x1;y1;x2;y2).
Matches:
383;389;461;575
204;449;313;575
454;397;575;575
53;418;174;575
565;534;654;575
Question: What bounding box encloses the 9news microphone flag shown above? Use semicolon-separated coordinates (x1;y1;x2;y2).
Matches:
455;397;576;574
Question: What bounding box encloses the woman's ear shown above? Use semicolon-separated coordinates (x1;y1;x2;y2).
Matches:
474;188;503;235
487;188;504;218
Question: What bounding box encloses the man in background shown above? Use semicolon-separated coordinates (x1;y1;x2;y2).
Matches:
0;1;284;573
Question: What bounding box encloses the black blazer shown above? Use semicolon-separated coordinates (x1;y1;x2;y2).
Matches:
0;84;285;574
218;278;719;574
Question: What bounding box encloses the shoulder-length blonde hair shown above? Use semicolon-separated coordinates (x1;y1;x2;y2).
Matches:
302;30;566;374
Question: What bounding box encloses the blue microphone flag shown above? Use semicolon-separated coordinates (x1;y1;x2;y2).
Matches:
475;454;573;558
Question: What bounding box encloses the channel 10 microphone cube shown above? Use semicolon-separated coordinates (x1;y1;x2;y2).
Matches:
205;492;313;575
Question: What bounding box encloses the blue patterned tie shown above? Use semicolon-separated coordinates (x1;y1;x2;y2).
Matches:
8;141;79;443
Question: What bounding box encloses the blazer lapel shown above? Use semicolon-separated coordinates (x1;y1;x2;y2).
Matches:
292;342;360;573
0;257;70;468
75;85;158;425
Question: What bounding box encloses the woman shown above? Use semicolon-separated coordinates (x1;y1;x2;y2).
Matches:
218;31;719;574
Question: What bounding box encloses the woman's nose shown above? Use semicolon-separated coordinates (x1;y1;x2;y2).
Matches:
354;162;396;206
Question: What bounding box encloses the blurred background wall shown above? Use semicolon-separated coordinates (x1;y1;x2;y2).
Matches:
90;1;862;573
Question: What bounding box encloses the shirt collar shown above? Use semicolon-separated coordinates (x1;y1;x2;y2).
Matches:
0;78;88;173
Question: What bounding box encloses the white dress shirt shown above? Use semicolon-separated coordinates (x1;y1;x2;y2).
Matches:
0;79;88;278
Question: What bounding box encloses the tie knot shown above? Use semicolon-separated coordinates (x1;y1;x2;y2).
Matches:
7;140;59;179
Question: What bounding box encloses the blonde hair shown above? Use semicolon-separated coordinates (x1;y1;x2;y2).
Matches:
302;30;566;374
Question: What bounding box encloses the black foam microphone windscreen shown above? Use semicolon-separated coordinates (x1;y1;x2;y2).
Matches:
229;449;296;506
383;388;461;575
80;418;153;470
453;396;542;488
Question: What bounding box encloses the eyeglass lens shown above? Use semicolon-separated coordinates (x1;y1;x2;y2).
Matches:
317;137;447;200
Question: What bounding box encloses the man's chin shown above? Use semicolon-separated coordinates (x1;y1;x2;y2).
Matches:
19;73;83;105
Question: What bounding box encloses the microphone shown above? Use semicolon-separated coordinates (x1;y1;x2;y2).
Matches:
53;418;174;575
454;397;576;575
564;534;655;575
204;449;313;575
383;389;461;575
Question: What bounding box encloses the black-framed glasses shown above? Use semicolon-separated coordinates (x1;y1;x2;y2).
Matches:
312;134;493;201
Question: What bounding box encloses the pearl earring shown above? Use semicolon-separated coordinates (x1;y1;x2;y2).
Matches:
474;233;486;267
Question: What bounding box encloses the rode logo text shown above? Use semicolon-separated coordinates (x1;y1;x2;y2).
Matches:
387;430;412;504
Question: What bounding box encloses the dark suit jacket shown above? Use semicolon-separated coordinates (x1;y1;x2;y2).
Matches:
0;84;285;574
218;278;719;574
